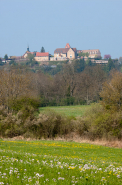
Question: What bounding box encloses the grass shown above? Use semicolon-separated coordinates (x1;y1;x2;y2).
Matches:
0;140;122;184
39;105;91;118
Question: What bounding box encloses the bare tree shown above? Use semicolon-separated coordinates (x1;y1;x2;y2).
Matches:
0;68;39;112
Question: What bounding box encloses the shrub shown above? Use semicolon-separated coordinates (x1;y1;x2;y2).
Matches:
79;103;122;140
1;101;122;140
100;71;122;111
10;97;40;112
1;113;23;137
28;111;75;139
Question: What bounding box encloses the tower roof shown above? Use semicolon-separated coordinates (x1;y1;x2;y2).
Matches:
65;43;71;48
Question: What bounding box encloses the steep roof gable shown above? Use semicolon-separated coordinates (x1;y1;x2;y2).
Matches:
72;48;77;52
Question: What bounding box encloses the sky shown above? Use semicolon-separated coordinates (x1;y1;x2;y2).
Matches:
0;0;122;59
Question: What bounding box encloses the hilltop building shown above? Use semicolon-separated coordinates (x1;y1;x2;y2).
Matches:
53;43;77;60
77;49;101;59
34;52;50;65
23;47;50;65
22;45;102;64
23;46;35;58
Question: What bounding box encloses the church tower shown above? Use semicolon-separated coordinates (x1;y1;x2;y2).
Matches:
27;46;30;52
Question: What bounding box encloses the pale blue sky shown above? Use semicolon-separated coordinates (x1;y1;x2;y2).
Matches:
0;0;122;59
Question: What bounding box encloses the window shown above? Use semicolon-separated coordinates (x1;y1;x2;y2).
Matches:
70;55;72;58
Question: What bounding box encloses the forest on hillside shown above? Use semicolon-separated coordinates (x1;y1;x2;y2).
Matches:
0;57;120;107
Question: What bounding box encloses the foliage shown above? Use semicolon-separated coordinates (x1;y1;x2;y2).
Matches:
27;53;35;62
41;64;63;75
26;53;39;67
72;59;85;72
0;59;4;66
41;46;45;53
1;64;122;141
106;58;115;72
0;105;74;138
4;54;8;60
100;71;122;111
80;103;122;140
26;60;39;67
9;60;18;66
0;102;122;140
85;59;92;66
34;112;74;138
78;52;85;58
78;52;89;58
85;52;89;57
0;68;39;112
10;97;40;112
60;97;75;106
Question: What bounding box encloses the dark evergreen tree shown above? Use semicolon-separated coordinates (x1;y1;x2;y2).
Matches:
107;58;115;71
4;54;8;61
41;47;45;53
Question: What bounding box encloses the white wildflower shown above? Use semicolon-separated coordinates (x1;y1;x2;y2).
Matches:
58;177;65;180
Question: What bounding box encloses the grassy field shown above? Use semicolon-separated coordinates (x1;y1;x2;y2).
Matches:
39;105;91;117
0;140;122;184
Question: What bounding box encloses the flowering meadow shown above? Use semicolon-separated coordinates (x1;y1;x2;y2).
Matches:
0;140;122;185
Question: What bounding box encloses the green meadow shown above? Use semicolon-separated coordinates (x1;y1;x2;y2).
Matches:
39;105;91;118
0;140;122;184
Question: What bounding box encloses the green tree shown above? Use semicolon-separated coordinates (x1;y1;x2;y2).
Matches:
107;58;115;72
72;59;85;72
41;47;45;53
78;52;85;58
9;60;18;66
85;59;92;66
78;52;89;58
85;52;89;57
27;53;35;62
26;53;39;67
0;58;4;66
4;54;8;61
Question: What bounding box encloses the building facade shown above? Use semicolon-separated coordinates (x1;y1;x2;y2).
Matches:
54;43;77;60
34;52;49;62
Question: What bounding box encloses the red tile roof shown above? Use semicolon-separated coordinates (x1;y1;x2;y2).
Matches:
36;52;49;57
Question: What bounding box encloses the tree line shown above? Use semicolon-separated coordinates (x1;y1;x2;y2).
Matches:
0;58;120;108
